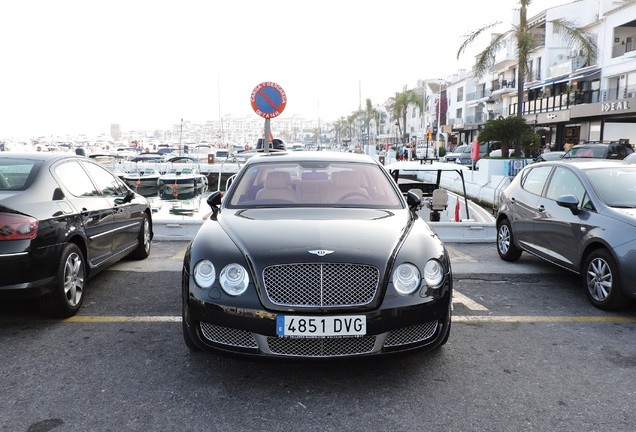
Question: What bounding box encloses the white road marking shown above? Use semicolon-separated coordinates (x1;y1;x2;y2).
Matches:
453;291;488;311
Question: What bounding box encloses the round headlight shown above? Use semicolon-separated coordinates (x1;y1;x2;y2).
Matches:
220;263;249;296
193;260;215;288
424;259;444;287
392;263;421;295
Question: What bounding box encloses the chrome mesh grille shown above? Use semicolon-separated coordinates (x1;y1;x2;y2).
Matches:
263;263;379;307
383;321;439;347
200;322;258;349
267;336;376;357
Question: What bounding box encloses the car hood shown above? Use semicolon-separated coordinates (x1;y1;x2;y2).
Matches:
614;207;636;222
217;207;411;262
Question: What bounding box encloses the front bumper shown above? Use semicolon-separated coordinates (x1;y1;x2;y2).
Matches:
183;286;452;359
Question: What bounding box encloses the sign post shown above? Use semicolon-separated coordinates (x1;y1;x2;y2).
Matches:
250;82;287;154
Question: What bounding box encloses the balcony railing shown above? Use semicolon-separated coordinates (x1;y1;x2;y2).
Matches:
508;85;636;116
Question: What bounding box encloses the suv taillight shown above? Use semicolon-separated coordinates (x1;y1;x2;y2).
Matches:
0;213;39;240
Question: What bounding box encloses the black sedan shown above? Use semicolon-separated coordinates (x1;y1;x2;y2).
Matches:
0;152;153;317
182;151;452;359
496;159;636;310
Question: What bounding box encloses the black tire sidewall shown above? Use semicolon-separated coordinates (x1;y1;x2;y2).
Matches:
583;249;627;311
497;219;522;261
130;213;151;260
39;243;85;318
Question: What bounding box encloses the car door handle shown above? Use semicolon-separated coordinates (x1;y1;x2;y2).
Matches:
510;197;516;205
537;205;545;212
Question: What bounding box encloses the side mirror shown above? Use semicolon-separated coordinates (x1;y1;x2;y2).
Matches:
115;190;135;205
405;190;423;211
206;191;223;219
556;194;580;215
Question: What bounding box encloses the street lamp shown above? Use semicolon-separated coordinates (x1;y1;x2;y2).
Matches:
485;97;496;120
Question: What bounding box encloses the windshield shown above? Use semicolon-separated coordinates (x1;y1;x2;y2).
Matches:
586;167;636;208
453;145;467;153
227;161;404;209
567;146;607;158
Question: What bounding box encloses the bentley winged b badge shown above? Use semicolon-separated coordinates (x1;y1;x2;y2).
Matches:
308;250;334;257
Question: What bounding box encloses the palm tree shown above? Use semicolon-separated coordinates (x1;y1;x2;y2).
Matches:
362;98;378;147
457;0;597;157
390;89;424;145
346;113;359;147
333;117;349;147
477;116;539;157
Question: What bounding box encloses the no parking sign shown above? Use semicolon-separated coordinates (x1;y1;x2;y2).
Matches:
250;82;287;119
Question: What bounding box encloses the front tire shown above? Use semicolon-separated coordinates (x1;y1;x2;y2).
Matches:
496;218;522;261
39;243;86;318
583;249;630;311
129;213;151;260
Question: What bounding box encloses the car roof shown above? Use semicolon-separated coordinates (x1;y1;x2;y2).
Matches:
573;141;632;147
0;152;82;162
242;150;379;166
534;159;632;170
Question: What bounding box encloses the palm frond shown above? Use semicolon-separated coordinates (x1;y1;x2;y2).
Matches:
456;22;502;60
550;18;598;65
473;32;510;77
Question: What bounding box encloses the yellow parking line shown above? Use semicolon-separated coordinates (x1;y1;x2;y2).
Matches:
171;247;188;260
446;245;478;262
64;315;182;323
454;315;636;323
1;315;635;324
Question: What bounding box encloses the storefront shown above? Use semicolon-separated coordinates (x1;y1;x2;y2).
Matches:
571;99;636;145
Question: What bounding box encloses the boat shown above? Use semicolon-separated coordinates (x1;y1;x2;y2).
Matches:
89;153;131;179
158;157;208;192
122;166;162;188
384;160;496;242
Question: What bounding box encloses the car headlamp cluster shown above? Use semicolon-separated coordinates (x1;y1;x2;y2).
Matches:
423;259;444;287
193;260;249;296
219;263;249;296
392;259;444;295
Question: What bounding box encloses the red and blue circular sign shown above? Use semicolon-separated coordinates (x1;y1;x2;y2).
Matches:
250;82;287;119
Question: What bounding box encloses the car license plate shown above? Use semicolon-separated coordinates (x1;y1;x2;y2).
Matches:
276;315;366;338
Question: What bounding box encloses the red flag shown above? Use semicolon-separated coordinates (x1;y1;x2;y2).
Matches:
455;199;461;222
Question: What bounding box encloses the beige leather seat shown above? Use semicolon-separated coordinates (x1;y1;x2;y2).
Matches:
256;171;297;202
297;171;329;203
327;170;370;202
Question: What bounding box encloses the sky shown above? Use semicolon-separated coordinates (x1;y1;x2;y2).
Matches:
0;0;576;139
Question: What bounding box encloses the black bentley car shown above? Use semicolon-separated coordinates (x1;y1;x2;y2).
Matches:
182;151;452;359
0;152;153;318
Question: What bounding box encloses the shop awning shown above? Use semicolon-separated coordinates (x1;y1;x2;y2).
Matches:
568;67;601;81
526;67;601;91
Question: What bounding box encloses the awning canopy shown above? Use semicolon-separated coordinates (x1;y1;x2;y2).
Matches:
527;67;601;90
